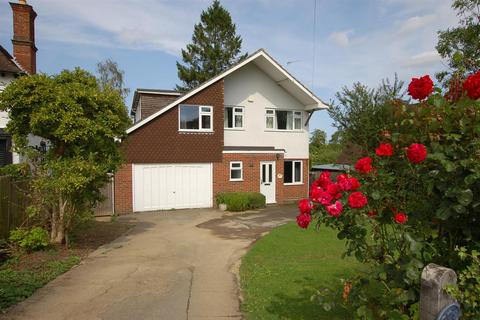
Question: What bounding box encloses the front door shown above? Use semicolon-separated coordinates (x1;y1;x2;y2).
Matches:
260;161;276;204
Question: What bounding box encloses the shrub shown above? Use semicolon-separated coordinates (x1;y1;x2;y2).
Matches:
445;248;480;319
297;72;480;318
9;227;49;252
216;192;266;211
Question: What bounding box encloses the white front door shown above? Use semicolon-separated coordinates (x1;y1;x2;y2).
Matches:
260;161;276;204
133;163;212;212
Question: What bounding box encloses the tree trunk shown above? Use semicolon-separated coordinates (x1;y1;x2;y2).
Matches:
50;196;67;244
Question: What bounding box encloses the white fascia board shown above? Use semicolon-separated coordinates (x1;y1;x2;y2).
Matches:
127;51;265;134
136;91;182;96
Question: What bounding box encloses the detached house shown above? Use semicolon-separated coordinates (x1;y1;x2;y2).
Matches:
115;49;328;213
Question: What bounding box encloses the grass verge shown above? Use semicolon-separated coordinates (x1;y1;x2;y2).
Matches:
0;255;80;311
240;222;360;320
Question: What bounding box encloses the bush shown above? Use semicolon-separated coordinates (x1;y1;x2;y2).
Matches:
216;192;266;211
297;72;480;318
446;248;480;319
9;227;49;252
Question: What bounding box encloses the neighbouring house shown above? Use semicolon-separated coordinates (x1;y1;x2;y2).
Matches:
0;0;38;167
115;49;328;213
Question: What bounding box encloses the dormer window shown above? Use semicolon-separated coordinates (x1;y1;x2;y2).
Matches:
265;109;302;131
179;105;213;132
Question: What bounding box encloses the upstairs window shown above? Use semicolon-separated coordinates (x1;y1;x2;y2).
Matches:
224;106;244;129
179;105;212;131
284;160;302;184
265;109;302;131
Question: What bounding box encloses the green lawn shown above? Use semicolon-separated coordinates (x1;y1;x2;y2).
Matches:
240;222;360;320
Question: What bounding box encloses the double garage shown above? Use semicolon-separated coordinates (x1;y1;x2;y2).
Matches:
132;163;213;212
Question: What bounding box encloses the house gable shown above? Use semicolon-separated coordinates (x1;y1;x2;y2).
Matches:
123;79;224;164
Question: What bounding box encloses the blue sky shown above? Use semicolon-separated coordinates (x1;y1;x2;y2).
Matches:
0;0;459;138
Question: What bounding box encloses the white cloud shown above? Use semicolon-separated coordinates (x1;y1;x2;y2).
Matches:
402;51;442;68
398;14;435;34
328;30;353;48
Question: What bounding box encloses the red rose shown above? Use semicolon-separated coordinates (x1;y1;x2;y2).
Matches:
315;171;332;189
407;143;427;164
326;201;343;217
367;211;378;217
463;71;480;100
348;191;368;209
337;174;361;191
408;75;434;100
349;177;361;190
394;212;408;224
298;199;313;215
354;157;373;174
326;183;342;199
310;187;333;205
296;213;311;229
375;143;393;156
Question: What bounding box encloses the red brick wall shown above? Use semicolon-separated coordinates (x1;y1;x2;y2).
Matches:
123;80;224;163
213;153;308;205
114;164;132;214
10;3;37;75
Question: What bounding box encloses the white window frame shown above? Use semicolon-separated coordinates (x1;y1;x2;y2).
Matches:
178;104;213;132
224;106;245;130
284;160;303;185
265;108;303;131
229;161;243;181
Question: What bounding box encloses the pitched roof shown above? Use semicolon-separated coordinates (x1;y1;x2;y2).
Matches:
0;45;24;74
127;48;329;134
131;89;183;116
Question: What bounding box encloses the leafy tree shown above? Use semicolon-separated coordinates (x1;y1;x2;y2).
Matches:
96;58;130;100
436;0;480;81
0;69;131;244
328;75;405;150
329;130;344;145
176;0;248;91
309;129;327;147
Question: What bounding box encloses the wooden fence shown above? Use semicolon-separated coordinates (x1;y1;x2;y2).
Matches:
0;175;30;239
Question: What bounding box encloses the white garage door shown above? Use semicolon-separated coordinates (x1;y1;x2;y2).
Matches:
133;163;212;212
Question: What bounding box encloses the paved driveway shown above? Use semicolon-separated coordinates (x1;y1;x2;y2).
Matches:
3;205;296;320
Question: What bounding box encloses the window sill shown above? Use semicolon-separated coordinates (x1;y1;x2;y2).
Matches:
179;130;214;134
224;128;245;131
264;129;304;133
229;179;244;182
284;182;303;186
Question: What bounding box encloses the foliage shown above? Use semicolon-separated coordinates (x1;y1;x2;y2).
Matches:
216;192;265;211
310;144;343;166
0;163;30;178
0;69;131;244
96;58;130;100
436;0;480;82
445;247;480;319
310;129;327;146
0;255;79;311
9;227;49;252
176;0;248;91
240;223;360;319
328;75;405;150
299;76;480;318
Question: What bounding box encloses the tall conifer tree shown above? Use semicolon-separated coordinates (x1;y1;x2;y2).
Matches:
176;0;247;91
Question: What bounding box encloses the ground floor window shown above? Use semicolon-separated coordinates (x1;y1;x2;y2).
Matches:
284;160;302;184
230;161;243;181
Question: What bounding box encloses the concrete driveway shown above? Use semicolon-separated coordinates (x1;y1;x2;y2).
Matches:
3;205;296;320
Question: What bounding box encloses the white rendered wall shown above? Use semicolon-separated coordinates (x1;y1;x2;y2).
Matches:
224;63;310;159
0;74;14;128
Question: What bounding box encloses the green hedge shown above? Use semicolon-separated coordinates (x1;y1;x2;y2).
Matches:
216;192;266;212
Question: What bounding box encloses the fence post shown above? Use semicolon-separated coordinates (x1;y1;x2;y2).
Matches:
420;263;458;320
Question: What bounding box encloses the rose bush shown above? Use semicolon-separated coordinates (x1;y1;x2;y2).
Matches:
298;72;480;318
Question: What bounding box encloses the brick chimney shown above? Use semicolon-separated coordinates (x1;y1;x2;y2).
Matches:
10;0;37;74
